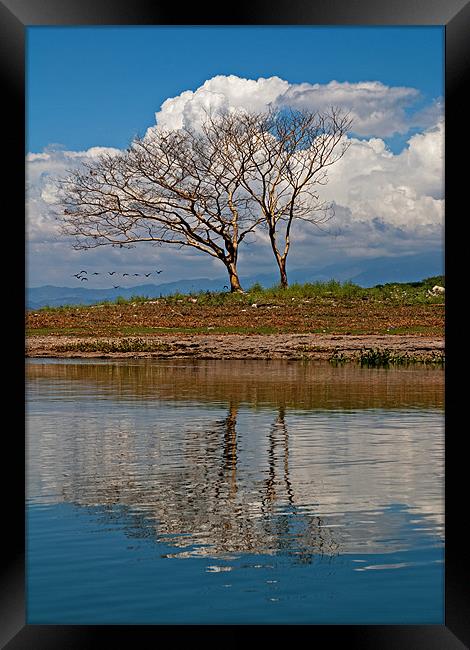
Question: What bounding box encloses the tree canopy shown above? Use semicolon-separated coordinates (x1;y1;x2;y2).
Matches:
57;107;352;290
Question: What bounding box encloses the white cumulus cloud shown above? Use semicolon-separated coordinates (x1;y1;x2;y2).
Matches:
320;119;444;230
151;74;440;138
153;75;289;132
26;147;121;243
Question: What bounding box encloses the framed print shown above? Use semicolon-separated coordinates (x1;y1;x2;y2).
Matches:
3;0;468;646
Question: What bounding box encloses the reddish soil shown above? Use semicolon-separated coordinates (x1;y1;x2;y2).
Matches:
26;299;444;337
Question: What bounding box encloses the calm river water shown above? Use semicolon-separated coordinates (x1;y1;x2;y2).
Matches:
26;358;444;625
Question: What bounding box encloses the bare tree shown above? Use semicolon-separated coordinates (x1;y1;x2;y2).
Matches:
210;108;353;287
57;107;351;291
57;120;263;292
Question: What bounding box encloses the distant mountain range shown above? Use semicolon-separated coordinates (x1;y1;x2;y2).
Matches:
26;251;443;309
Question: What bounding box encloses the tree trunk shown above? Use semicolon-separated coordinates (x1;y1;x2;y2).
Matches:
227;262;243;293
273;252;288;288
278;259;288;288
269;227;289;288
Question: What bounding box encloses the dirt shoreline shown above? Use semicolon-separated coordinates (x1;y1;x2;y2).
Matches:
26;333;444;361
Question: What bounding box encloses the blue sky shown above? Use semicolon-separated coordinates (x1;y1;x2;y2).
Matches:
26;26;444;288
27;26;443;153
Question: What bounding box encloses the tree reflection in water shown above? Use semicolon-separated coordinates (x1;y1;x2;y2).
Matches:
39;398;339;561
26;359;444;562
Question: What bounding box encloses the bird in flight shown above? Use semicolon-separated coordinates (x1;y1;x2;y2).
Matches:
113;285;120;289
80;277;88;281
72;273;82;279
133;273;140;276
92;272;100;275
79;270;87;274
144;273;151;277
123;273;130;276
108;271;116;275
156;270;163;274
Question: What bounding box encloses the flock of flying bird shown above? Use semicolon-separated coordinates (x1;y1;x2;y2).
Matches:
72;269;163;288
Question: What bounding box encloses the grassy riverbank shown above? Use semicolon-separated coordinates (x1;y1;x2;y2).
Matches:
25;277;445;364
26;276;444;338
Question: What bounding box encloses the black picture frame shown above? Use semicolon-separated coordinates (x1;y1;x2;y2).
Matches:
4;0;468;647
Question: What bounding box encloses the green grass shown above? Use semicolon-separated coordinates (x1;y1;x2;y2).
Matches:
162;279;368;306
32;276;445;313
327;346;445;367
37;304;81;312
26;327;88;336
28;325;283;338
129;276;446;307
36;295;152;311
365;276;445;305
384;325;441;335
329;348;349;366
114;294;151;305
359;347;444;367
